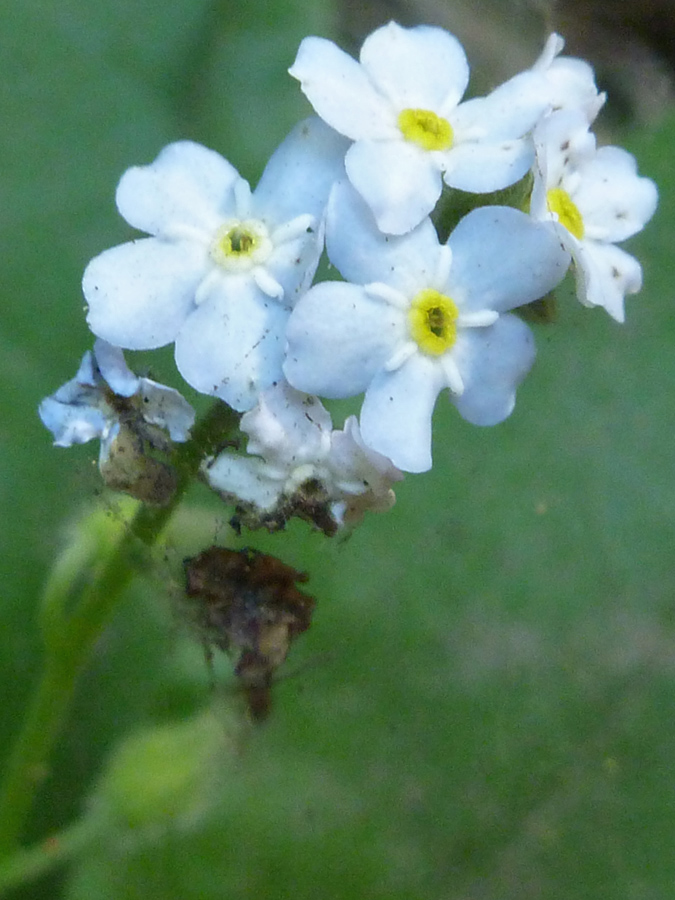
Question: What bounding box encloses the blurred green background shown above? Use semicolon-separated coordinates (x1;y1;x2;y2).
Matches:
2;0;675;897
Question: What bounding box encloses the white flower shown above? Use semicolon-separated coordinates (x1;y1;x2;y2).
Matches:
205;381;403;532
39;340;195;503
326;415;403;525
531;33;606;122
83;118;348;411
283;182;570;473
530;109;658;321
289;21;550;235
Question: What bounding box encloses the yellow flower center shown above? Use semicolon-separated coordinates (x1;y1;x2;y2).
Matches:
408;289;459;356
210;219;272;271
398;108;453;152
546;188;585;240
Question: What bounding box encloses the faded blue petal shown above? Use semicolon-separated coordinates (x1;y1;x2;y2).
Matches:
326;180;440;291
446;206;570;312
93;340;139;397
284;281;403;398
360;353;445;473
84;238;207;350
175;279;290;412
116;141;240;237
254;117;349;227
451;314;536;425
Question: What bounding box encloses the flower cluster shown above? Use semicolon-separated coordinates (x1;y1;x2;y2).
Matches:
41;22;657;530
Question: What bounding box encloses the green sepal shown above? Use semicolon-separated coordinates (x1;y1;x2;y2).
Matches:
92;710;235;829
432;170;535;242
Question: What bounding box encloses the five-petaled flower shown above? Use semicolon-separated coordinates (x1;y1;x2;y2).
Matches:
283;182;570;472
290;21;551;235
83;118;347;411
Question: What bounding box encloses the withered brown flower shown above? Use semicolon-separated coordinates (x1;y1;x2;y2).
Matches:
184;547;316;721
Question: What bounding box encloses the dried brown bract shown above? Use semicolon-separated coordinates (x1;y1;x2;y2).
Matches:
228;476;340;538
184;546;316;721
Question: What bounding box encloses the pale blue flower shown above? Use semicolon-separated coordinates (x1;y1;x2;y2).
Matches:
284;182;569;472
290;22;550;234
39;339;195;463
83;119;348;411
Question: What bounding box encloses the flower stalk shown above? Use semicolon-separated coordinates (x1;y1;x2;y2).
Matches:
0;400;238;860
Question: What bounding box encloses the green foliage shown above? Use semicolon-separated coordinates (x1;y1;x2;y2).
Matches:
2;0;675;897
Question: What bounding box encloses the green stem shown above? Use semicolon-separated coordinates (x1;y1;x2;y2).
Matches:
0;816;103;897
0;400;238;861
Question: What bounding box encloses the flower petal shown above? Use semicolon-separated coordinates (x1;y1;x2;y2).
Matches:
93;340;139;397
360;352;445;473
452;71;548;141
284;282;402;398
443;137;535;193
328;415;403;492
346;139;443;234
289;36;395;140
359;22;469;111
531;33;605;120
446;207;570;312
206;454;283;510
326;180;441;291
243;382;332;467
253;117;349;226
175;281;289;411
84;238;207;350
265;229;324;308
575;146;658;243
116;141;241;237
533;109;597;192
39;395;107;447
573;241;642;322
137;378;195;441
451;314;536;425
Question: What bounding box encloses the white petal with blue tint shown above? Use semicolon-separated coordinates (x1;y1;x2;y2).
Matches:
289;37;395;141
345;140;443;235
116;141;240;237
284;281;403;398
84;238;207;349
446;207;569;312
450;315;536;425
359;22;469;111
360;354;445;473
326;180;440;291
174;280;290;411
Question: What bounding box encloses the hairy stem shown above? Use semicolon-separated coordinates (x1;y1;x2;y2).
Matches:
0;400;238;861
